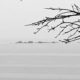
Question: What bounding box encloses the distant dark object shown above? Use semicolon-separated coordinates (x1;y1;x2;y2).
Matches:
16;41;23;43
16;41;57;44
27;41;34;43
37;41;48;43
20;0;23;1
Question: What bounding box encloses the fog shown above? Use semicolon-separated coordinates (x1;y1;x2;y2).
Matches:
0;0;80;80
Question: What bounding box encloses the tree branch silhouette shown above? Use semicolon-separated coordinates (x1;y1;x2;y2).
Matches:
25;4;80;43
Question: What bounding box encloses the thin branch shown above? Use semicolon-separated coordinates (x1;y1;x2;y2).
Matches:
55;27;66;38
60;35;80;43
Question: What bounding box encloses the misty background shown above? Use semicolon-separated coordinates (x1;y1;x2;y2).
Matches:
0;0;80;80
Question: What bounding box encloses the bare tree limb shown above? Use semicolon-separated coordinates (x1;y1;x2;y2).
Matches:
25;4;80;43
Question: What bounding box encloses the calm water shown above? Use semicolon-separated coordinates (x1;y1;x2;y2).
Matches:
0;41;80;80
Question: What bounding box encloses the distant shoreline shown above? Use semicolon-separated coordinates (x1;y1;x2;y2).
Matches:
16;41;57;44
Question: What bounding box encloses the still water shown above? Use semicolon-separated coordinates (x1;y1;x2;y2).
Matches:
0;40;80;80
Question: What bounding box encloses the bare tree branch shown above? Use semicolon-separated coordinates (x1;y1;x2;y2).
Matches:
25;4;80;43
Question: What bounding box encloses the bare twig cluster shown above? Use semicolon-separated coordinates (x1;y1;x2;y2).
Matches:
25;4;80;43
